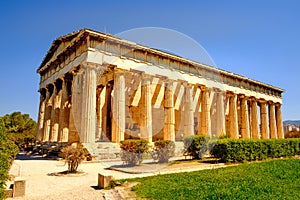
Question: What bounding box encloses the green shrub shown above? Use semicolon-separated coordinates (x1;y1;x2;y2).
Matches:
120;139;149;166
151;140;175;163
183;135;211;159
61;144;85;173
211;138;300;163
0;120;18;199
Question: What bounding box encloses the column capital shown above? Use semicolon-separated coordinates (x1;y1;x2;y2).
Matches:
258;99;267;104
200;85;209;91
182;81;192;87
268;100;275;105
248;96;257;101
238;94;248;99
226;91;236;97
80;62;98;69
141;73;152;81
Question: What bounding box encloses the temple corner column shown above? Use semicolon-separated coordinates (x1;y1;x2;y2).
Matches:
80;64;97;144
36;88;46;142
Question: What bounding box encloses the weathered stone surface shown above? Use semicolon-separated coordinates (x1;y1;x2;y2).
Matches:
98;173;112;189
13;178;26;197
36;29;285;153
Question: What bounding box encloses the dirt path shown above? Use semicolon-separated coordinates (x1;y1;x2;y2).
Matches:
7;157;226;200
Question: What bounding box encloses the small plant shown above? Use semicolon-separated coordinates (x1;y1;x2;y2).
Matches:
183;135;210;159
61;143;85;173
151;140;175;163
120;139;149;166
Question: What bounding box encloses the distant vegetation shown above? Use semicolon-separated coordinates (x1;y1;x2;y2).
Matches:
124;159;300;199
0;112;37;150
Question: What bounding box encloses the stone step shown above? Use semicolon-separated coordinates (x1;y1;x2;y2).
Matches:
84;141;185;161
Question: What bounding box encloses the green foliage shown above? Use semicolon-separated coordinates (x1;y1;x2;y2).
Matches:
0;112;37;150
285;130;300;138
183;135;211;159
151;140;175;163
123;159;300;200
211;138;300;162
120;139;149;166
61;144;85;173
0;119;18;199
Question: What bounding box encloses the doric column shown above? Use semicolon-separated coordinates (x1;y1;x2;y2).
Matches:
80;65;97;143
201;87;211;136
215;91;226;136
163;81;175;141
140;74;152;142
96;86;105;141
260;100;269;139
184;83;194;137
240;95;250;138
250;98;259;139
49;81;62;142
36;89;46;141
275;103;284;138
42;85;53;142
58;77;71;142
112;71;125;143
228;93;239;139
269;102;278;139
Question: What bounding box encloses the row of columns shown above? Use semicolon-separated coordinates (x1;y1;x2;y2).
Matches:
37;66;284;144
37;76;71;143
227;93;284;139
108;72;284;142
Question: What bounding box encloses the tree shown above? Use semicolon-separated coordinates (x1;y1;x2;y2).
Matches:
0;112;37;149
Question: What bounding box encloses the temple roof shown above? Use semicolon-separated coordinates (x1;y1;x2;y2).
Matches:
38;28;284;93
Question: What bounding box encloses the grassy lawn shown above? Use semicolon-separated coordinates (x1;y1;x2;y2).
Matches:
123;158;300;199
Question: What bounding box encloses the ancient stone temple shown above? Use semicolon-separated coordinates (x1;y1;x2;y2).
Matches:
36;28;284;146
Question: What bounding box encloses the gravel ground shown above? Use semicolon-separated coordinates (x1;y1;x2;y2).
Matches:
7;155;226;200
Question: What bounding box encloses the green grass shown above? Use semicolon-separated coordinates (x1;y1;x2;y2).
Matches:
123;158;300;199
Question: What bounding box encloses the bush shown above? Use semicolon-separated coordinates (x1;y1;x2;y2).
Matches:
151;140;175;163
285;130;300;138
61;144;85;173
183;135;211;159
0;120;18;199
211;138;300;163
120;139;149;166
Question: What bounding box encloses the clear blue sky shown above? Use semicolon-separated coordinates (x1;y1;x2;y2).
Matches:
0;0;299;121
